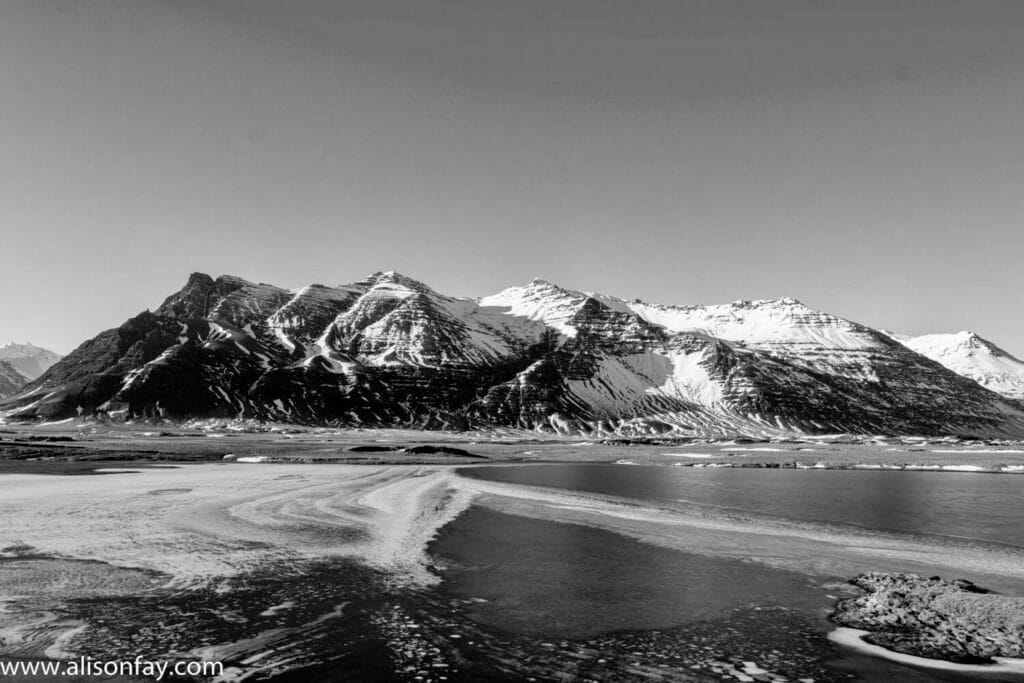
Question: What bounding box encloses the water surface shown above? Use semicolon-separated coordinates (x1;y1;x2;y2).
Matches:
431;463;1024;681
461;463;1024;547
430;506;825;639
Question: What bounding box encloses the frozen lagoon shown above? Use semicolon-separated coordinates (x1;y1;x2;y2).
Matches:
2;461;1024;680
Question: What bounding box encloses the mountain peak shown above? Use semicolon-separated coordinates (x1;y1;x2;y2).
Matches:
363;270;434;292
1;341;41;352
156;272;265;320
0;341;59;355
185;271;214;285
912;330;995;352
948;331;1014;358
157;273;219;319
730;296;805;308
896;330;1024;400
511;277;582;298
213;273;258;287
375;269;413;282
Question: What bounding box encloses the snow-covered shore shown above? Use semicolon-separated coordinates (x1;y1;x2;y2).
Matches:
0;465;474;587
828;627;1024;675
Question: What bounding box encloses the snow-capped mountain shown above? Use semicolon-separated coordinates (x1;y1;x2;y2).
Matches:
891;331;1024;401
0;342;62;380
0;360;27;399
4;272;1024;439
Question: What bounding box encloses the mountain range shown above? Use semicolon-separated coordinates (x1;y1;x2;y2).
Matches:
3;271;1023;439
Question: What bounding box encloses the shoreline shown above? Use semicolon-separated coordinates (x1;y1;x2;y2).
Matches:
5;462;1024;588
828;628;1024;676
4;421;1024;476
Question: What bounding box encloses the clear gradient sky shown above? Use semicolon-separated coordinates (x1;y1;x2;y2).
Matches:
1;0;1023;356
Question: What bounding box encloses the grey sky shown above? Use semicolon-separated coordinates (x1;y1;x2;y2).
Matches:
2;0;1023;355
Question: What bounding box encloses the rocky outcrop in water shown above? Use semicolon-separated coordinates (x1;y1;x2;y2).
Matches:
833;573;1024;663
4;272;1024;439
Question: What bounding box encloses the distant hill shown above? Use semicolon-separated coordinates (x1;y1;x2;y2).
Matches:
0;342;63;380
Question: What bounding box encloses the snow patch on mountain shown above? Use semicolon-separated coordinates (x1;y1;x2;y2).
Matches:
643;348;726;405
628;297;883;350
480;279;592;337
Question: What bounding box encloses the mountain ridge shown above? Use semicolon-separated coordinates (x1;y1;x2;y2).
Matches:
4;271;1024;439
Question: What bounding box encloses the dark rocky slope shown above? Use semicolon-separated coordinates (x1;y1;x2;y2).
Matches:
0;360;27;399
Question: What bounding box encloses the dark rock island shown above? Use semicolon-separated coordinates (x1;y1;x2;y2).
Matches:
833;572;1024;664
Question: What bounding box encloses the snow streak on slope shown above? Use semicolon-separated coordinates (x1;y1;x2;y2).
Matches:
894;331;1024;401
267;284;366;353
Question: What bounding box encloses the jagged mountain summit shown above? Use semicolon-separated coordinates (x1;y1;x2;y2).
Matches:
890;331;1024;401
0;342;63;380
4;272;1024;439
0;360;27;399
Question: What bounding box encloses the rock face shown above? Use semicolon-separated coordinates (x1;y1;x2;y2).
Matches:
4;271;1024;438
0;342;62;381
892;331;1024;401
0;360;27;399
833;573;1024;663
